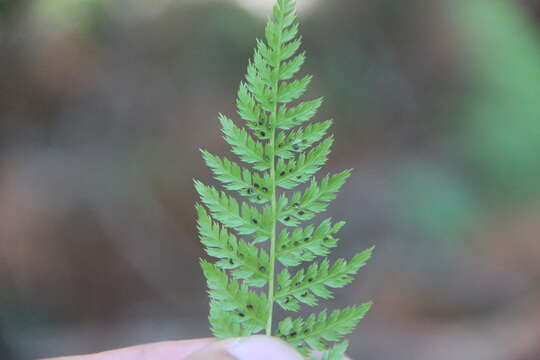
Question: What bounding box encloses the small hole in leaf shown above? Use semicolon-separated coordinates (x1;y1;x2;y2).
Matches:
260;131;266;137
284;216;290;222
303;237;309;242
252;219;258;224
298;211;305;216
280;171;285;176
262;187;268;193
259;266;266;272
308;278;313;282
254;183;260;188
301;292;308;297
290;331;297;337
296;175;302;180
247;304;254;310
229;259;234;265
292;144;299;150
238;312;245;317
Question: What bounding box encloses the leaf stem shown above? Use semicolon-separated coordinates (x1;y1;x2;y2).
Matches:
266;21;282;336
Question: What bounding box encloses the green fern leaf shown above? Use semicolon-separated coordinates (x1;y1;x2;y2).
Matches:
276;137;334;189
278;75;313;103
277;303;372;355
197;205;269;287
278;170;352;227
276;120;332;159
275;248;373;309
278;98;323;130
276;218;344;267
195;181;271;242
220;114;271;171
202;261;268;336
201;150;272;204
195;0;373;357
314;341;350;360
279;52;306;80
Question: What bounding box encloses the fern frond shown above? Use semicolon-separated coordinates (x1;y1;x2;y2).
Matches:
276;137;334;190
276;218;344;267
280;37;302;61
245;62;273;115
195;181;270;242
209;306;250;338
275;248;373;309
278;170;352;226
279;52;306;80
276;303;372;355
201;151;271;204
315;341;350;360
220;114;271;171
195;0;373;357
277;98;323;130
276;120;332;159
197;205;269;287
202;261;268;337
278;75;313;103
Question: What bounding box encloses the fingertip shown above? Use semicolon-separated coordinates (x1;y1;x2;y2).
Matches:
186;335;303;360
227;335;303;360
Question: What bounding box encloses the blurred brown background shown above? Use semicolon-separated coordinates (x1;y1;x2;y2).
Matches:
1;0;540;359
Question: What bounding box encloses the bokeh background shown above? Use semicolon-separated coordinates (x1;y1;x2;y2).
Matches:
1;0;540;359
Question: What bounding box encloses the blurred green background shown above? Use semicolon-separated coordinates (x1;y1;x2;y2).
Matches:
1;0;540;359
